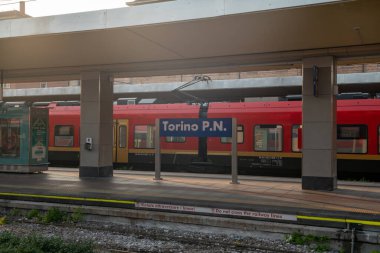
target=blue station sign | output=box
[160,118,232,137]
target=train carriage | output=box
[48,102,80,166]
[113,103,200,170]
[47,99,380,179]
[335,99,380,178]
[207,101,302,176]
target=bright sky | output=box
[0,0,128,17]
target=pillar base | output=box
[79,166,113,177]
[302,176,336,191]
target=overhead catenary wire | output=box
[172,75,211,103]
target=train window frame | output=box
[119,125,127,148]
[165,136,186,143]
[291,125,302,152]
[220,125,244,144]
[134,125,155,149]
[337,124,367,154]
[54,125,74,147]
[254,124,283,152]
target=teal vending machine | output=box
[0,102,48,173]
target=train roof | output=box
[335,99,380,113]
[209,99,380,112]
[113,103,200,113]
[47,99,380,116]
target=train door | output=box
[113,119,129,163]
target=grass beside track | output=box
[0,231,94,253]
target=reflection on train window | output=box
[254,125,283,152]
[221,125,244,144]
[0,119,21,158]
[119,125,127,148]
[337,125,367,154]
[134,125,155,148]
[54,125,74,147]
[292,125,302,152]
[165,136,186,143]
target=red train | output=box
[48,99,380,179]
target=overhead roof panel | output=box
[0,0,379,81]
[131,1,380,59]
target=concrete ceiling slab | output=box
[0,0,379,81]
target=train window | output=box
[254,125,283,152]
[165,136,186,143]
[292,125,302,152]
[0,119,21,158]
[337,125,367,154]
[54,125,74,147]
[134,125,155,148]
[221,125,244,144]
[379,126,380,154]
[119,125,127,148]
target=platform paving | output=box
[0,168,380,228]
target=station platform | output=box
[0,168,380,230]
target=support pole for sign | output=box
[231,118,239,184]
[154,118,162,180]
[0,70,3,101]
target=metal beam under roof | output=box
[3,72,380,102]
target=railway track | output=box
[101,233,307,253]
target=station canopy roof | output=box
[0,0,380,82]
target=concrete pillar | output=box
[302,57,337,191]
[20,1,25,15]
[79,72,113,177]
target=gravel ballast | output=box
[0,218,340,253]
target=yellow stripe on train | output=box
[48,147,380,160]
[49,147,80,152]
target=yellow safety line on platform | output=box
[48,147,80,152]
[297,215,380,226]
[345,219,380,226]
[0,192,135,205]
[2,192,379,226]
